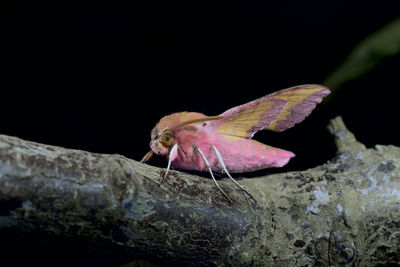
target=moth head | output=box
[140,113,224,163]
[149,127,175,157]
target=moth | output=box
[141,84,330,203]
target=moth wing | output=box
[208,84,330,138]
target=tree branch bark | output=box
[0,116,399,266]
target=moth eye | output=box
[160,131,174,147]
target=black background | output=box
[1,1,400,265]
[2,2,400,171]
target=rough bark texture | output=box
[0,116,399,266]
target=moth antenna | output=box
[212,146,257,203]
[162,143,178,183]
[195,146,233,203]
[169,116,224,131]
[140,150,154,163]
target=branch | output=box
[0,116,399,266]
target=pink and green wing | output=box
[198,84,329,172]
[209,84,330,138]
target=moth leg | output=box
[195,146,233,203]
[162,143,178,183]
[211,145,257,203]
